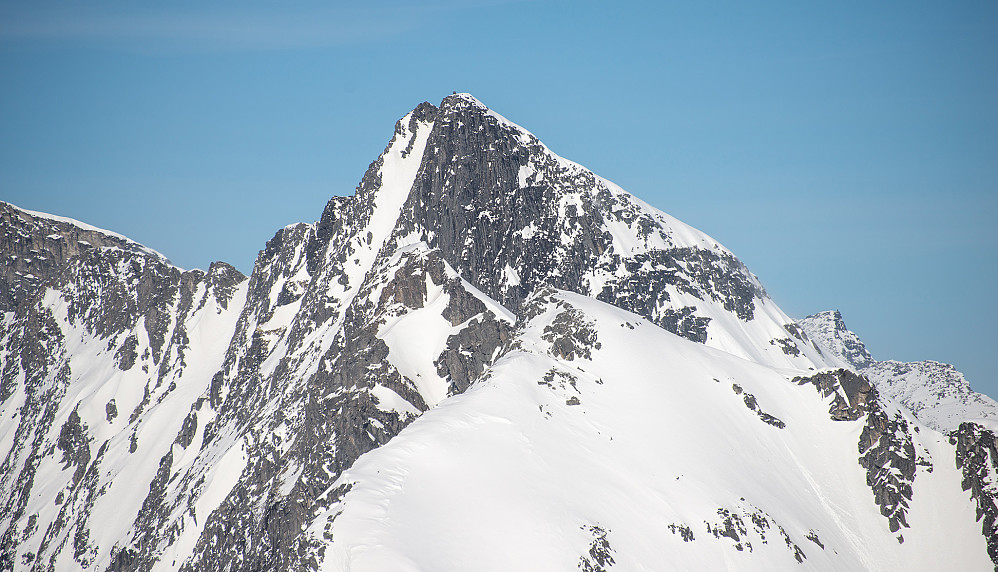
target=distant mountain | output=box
[799,310,998,433]
[2,94,996,571]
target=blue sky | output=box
[2,1,996,397]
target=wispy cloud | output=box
[0,3,429,52]
[0,0,534,52]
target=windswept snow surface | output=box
[313,292,988,572]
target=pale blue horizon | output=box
[2,0,996,397]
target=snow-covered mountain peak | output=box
[4,94,997,571]
[370,94,830,371]
[423,94,734,257]
[442,91,486,109]
[798,309,874,370]
[439,92,512,122]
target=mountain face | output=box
[1,94,996,571]
[799,310,998,434]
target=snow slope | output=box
[314,291,988,571]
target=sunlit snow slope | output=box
[313,291,989,571]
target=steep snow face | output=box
[0,242,246,570]
[139,109,449,572]
[375,243,516,409]
[799,310,998,433]
[312,291,988,572]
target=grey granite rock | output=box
[952,422,998,569]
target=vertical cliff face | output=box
[0,204,171,313]
[0,94,992,571]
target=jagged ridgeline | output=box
[1,94,996,571]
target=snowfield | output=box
[312,291,989,571]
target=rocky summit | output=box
[2,94,996,571]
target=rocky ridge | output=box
[798,310,998,434]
